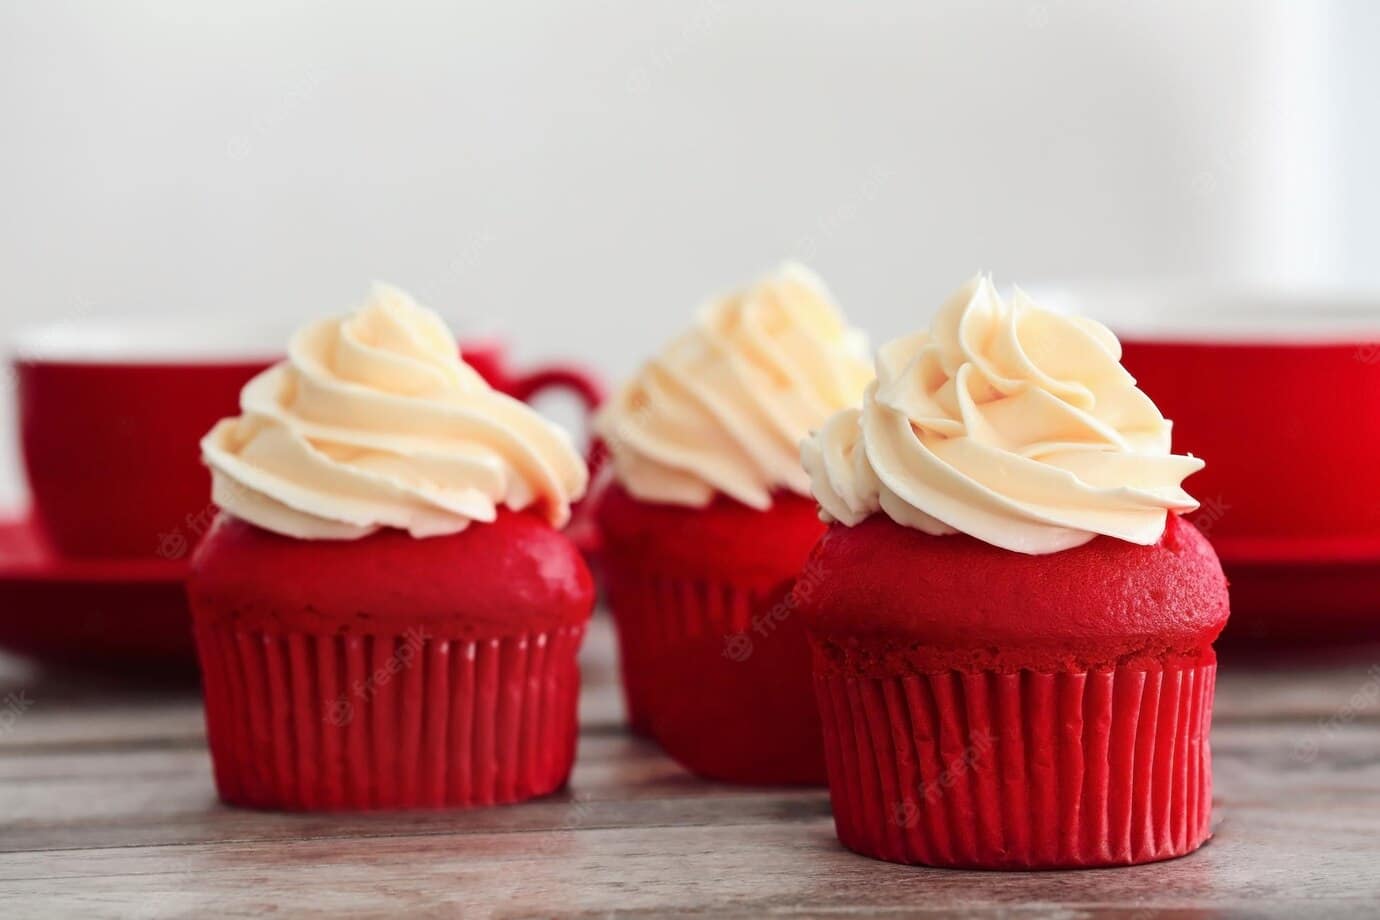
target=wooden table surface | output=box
[1,614,1378,919]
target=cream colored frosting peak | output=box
[801,275,1203,554]
[202,283,588,539]
[594,263,873,510]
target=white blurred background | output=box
[1,0,1377,510]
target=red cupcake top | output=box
[596,481,825,583]
[802,513,1229,673]
[191,509,592,637]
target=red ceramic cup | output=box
[1040,284,1380,640]
[461,341,605,421]
[14,325,603,561]
[15,321,281,560]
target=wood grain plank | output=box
[0,722,1376,857]
[0,801,1376,918]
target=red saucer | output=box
[1196,528,1380,644]
[0,516,197,673]
[1219,557,1380,644]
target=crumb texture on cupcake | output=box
[803,513,1230,673]
[191,508,593,636]
[802,275,1203,554]
[201,283,587,540]
[595,263,873,510]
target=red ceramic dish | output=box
[14,320,285,559]
[19,357,274,560]
[0,516,195,674]
[1216,558,1380,644]
[1043,285,1380,642]
[1120,338,1380,563]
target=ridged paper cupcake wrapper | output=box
[815,661,1216,869]
[603,564,827,784]
[603,566,768,734]
[196,622,586,811]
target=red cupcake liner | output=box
[814,659,1217,868]
[603,565,827,784]
[196,622,585,810]
[604,566,762,731]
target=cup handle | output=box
[507,364,606,435]
[510,365,609,557]
[513,364,604,413]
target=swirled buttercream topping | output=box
[202,283,588,539]
[594,263,872,509]
[801,275,1203,554]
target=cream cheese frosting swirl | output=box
[202,283,588,540]
[801,275,1203,554]
[594,263,873,510]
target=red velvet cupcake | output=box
[799,275,1228,867]
[594,264,872,784]
[192,284,592,810]
[597,483,826,783]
